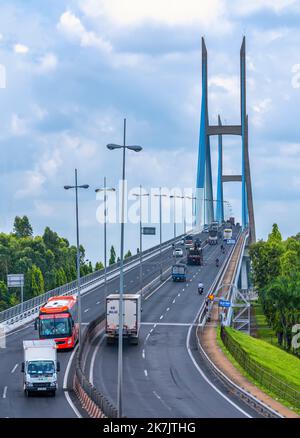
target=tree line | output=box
[249,224,300,352]
[0,216,133,311]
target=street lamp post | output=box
[107,118,142,418]
[154,188,167,280]
[64,169,89,347]
[133,185,149,295]
[95,178,116,297]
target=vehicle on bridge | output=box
[229,217,235,226]
[35,295,78,350]
[173,247,183,257]
[21,340,60,397]
[172,263,187,281]
[187,247,203,265]
[208,228,218,245]
[184,234,194,248]
[106,294,141,345]
[223,228,233,240]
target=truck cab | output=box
[22,340,59,397]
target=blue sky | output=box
[1,0,300,262]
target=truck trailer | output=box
[21,340,60,397]
[187,247,203,265]
[106,294,141,345]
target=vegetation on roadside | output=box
[252,301,277,344]
[249,224,300,353]
[216,327,300,414]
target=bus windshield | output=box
[27,360,55,377]
[39,316,72,338]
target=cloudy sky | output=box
[1,0,300,262]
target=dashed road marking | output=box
[172,299,176,304]
[11,364,18,374]
[144,369,148,377]
[142,349,145,359]
[160,315,164,320]
[2,386,7,399]
[146,333,150,341]
[96,301,100,304]
[84,308,89,313]
[166,307,170,312]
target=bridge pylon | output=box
[195,37,256,243]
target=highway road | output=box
[89,230,261,418]
[0,232,204,418]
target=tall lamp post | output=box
[154,188,167,280]
[107,118,142,418]
[64,169,89,347]
[133,185,149,295]
[95,177,116,297]
[170,194,184,239]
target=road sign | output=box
[208,293,214,301]
[226,238,236,245]
[219,299,231,308]
[142,227,156,235]
[7,274,24,288]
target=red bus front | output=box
[37,312,78,350]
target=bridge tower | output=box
[196,37,256,243]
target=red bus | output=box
[35,296,79,350]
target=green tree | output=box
[28,264,44,297]
[95,261,104,271]
[109,245,116,265]
[0,281,8,311]
[124,250,132,259]
[13,216,33,238]
[268,223,282,244]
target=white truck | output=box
[21,340,60,396]
[106,294,141,345]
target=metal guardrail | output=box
[220,325,300,410]
[73,260,174,417]
[0,232,186,326]
[195,231,283,418]
[74,313,118,418]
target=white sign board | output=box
[7,274,24,288]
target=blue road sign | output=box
[142,227,156,235]
[219,299,231,308]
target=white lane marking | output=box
[166,307,170,312]
[2,386,7,398]
[150,328,154,333]
[186,284,189,287]
[84,308,90,313]
[172,299,176,304]
[182,288,185,291]
[178,293,181,297]
[63,344,82,418]
[11,364,18,374]
[154,324,157,328]
[142,322,192,326]
[144,369,148,377]
[186,324,252,418]
[142,349,145,359]
[144,275,171,301]
[96,301,100,305]
[153,390,161,400]
[146,333,150,342]
[90,331,105,385]
[160,315,164,320]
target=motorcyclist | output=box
[198,282,204,295]
[215,258,220,268]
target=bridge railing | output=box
[0,232,187,326]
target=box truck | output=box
[21,340,60,396]
[106,294,141,345]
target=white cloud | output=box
[57,10,112,52]
[34,200,55,217]
[233,0,296,15]
[11,113,28,135]
[14,43,29,54]
[79,0,229,29]
[16,171,46,199]
[208,75,239,96]
[37,53,58,73]
[252,98,272,113]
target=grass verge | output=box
[216,326,300,415]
